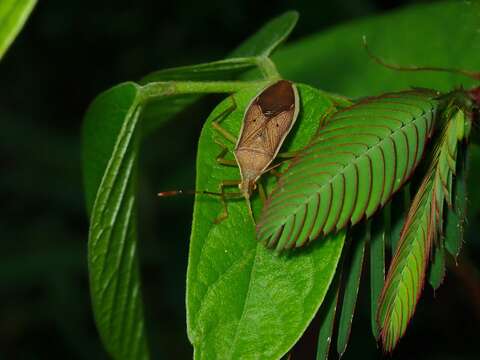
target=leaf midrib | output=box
[228,246,259,359]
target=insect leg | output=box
[257,181,267,203]
[211,96,238,143]
[276,150,302,159]
[214,139,237,167]
[263,153,298,175]
[268,168,282,179]
[214,179,242,224]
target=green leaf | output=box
[142,10,299,85]
[390,186,410,254]
[336,227,367,357]
[139,9,300,135]
[370,215,386,340]
[230,11,298,58]
[187,84,345,359]
[274,2,480,96]
[83,9,302,353]
[377,111,461,352]
[140,57,259,84]
[428,243,446,290]
[316,269,342,360]
[0,0,36,60]
[83,79,263,360]
[445,147,468,258]
[83,82,149,359]
[257,90,438,251]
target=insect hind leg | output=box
[213,179,243,224]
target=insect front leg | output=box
[214,139,237,167]
[211,96,238,143]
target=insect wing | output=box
[235,80,299,177]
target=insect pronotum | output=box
[159,80,300,223]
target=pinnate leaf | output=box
[257,90,438,251]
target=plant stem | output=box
[256,56,281,80]
[140,80,269,102]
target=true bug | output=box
[159,79,300,223]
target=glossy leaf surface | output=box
[187,84,346,359]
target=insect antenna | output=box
[158,189,224,197]
[362,36,480,81]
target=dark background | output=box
[1,0,479,359]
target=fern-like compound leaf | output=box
[256,90,438,251]
[376,109,465,352]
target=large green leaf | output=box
[275,1,480,96]
[0,0,36,60]
[83,82,149,359]
[257,90,438,251]
[82,11,303,359]
[83,81,263,359]
[187,84,345,359]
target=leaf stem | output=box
[140,80,269,103]
[255,56,281,80]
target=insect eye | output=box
[276,124,279,127]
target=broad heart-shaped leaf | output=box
[83,82,149,359]
[377,110,463,352]
[274,1,480,97]
[0,0,36,60]
[187,84,346,360]
[257,90,438,251]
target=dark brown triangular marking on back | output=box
[257,80,295,117]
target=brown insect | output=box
[211,79,300,221]
[159,79,300,223]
